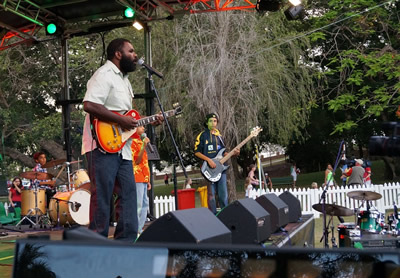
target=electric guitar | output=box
[93,103,182,153]
[201,127,262,182]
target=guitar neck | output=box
[137,110,173,126]
[220,134,255,164]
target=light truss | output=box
[0,0,257,51]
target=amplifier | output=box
[344,233,400,249]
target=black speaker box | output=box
[217,198,271,244]
[278,191,302,223]
[137,207,232,244]
[256,193,289,232]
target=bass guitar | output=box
[93,103,182,153]
[201,127,262,182]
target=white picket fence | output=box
[153,183,400,218]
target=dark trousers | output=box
[86,149,138,241]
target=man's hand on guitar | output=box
[119,116,139,130]
[151,111,164,126]
[233,148,240,156]
[207,159,217,169]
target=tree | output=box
[306,0,400,178]
[148,11,315,200]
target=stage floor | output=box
[0,215,314,277]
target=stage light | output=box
[45,22,63,36]
[46,23,57,34]
[289,0,301,6]
[132,21,143,30]
[284,4,304,20]
[124,7,135,18]
[256,0,283,12]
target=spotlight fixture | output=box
[132,21,143,30]
[45,21,63,36]
[256,0,283,12]
[288,0,301,6]
[284,4,304,20]
[124,7,135,18]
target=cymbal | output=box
[312,203,354,216]
[347,191,382,201]
[20,171,54,180]
[39,181,55,186]
[43,159,67,168]
[68,160,83,165]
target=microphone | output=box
[138,58,164,79]
[71,202,81,212]
[141,133,154,153]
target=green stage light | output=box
[46,23,57,34]
[124,7,135,18]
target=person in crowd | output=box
[183,178,192,189]
[81,38,141,241]
[343,159,365,186]
[323,163,335,188]
[290,162,300,188]
[194,113,240,214]
[340,161,348,186]
[131,126,151,234]
[248,164,263,189]
[311,182,318,189]
[264,172,273,190]
[364,164,372,187]
[164,173,169,186]
[8,177,23,213]
[244,177,252,198]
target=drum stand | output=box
[16,186,49,228]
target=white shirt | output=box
[81,60,134,160]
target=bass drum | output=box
[21,189,46,215]
[49,189,90,226]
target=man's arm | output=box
[84,101,138,130]
[195,152,216,168]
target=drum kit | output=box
[313,190,397,248]
[16,159,90,228]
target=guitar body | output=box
[93,110,140,153]
[93,105,182,153]
[201,148,230,182]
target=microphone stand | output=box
[146,73,188,210]
[318,140,345,248]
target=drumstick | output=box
[55,164,66,181]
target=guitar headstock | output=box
[250,126,262,137]
[173,103,183,117]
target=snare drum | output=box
[49,189,90,226]
[71,169,91,191]
[21,189,46,215]
[358,210,384,233]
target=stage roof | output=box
[0,0,257,51]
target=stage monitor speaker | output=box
[278,191,302,223]
[217,198,271,244]
[256,193,289,232]
[137,207,232,244]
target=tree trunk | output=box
[4,147,35,168]
[226,164,237,203]
[39,140,70,160]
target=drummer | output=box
[31,152,56,207]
